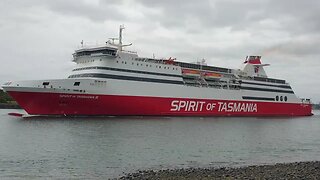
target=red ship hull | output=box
[7,91,313,116]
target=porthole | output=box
[276,96,279,101]
[280,96,283,101]
[284,96,288,101]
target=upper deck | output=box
[70,26,286,86]
[73,45,118,61]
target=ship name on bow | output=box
[170,100,258,113]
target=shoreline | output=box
[119,161,320,179]
[0,103,21,109]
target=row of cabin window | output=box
[44,81,82,87]
[75,49,116,57]
[78,59,103,64]
[43,81,105,89]
[276,95,287,102]
[42,81,86,92]
[73,81,107,87]
[116,60,179,71]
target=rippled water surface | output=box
[0,109,319,179]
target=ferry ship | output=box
[2,26,312,116]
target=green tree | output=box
[0,90,13,103]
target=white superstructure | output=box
[2,26,312,116]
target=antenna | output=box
[119,25,125,51]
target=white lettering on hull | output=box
[59,94,99,99]
[170,100,205,112]
[171,100,258,113]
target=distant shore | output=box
[119,161,320,179]
[0,103,21,109]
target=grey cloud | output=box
[260,34,320,57]
[45,0,126,22]
[136,0,320,36]
[135,0,264,30]
[1,0,127,22]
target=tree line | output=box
[0,90,14,103]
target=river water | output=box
[0,109,319,179]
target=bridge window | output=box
[74,49,117,57]
[42,82,49,86]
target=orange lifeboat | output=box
[203,72,222,79]
[182,69,201,77]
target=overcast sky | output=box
[1,0,320,102]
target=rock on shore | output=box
[120,161,320,179]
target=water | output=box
[0,109,320,179]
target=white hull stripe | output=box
[241,81,291,89]
[240,86,294,94]
[70,72,295,94]
[69,73,184,85]
[72,66,182,78]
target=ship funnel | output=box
[244,56,262,64]
[242,56,270,78]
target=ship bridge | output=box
[72,45,118,62]
[73,25,136,62]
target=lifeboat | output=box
[203,72,222,79]
[182,69,201,77]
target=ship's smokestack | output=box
[244,56,262,65]
[242,56,269,77]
